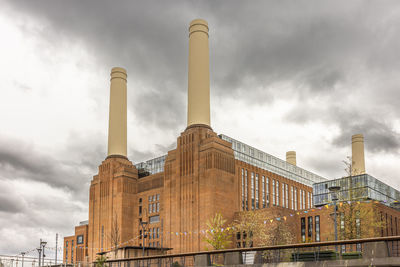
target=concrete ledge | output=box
[194,254,211,266]
[224,252,243,265]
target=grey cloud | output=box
[0,134,101,201]
[332,117,400,154]
[7,0,399,123]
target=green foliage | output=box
[203,213,232,250]
[95,255,108,267]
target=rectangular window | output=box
[149,203,152,214]
[276,181,280,206]
[251,172,255,210]
[156,194,160,201]
[282,183,285,208]
[77,235,84,244]
[149,196,152,202]
[255,174,259,209]
[149,215,160,224]
[266,178,270,207]
[308,216,313,239]
[272,180,276,206]
[152,203,156,213]
[315,216,320,242]
[291,186,294,210]
[294,187,298,210]
[139,206,142,216]
[301,217,306,242]
[245,170,248,210]
[157,202,160,212]
[157,227,160,238]
[262,176,265,208]
[241,169,245,210]
[285,184,289,209]
[303,190,306,209]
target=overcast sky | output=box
[1,0,400,259]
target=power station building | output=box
[63,19,400,264]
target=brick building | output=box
[63,18,400,264]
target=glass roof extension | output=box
[134,134,328,186]
[218,134,327,187]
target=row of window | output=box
[300,216,320,242]
[140,227,160,239]
[241,168,312,211]
[149,194,160,202]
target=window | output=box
[157,227,160,238]
[291,186,294,210]
[315,216,320,242]
[153,195,156,202]
[139,206,142,216]
[245,170,248,210]
[157,202,160,212]
[156,194,160,201]
[241,169,245,210]
[285,184,289,209]
[152,203,156,213]
[251,172,255,210]
[301,217,306,242]
[276,181,279,206]
[272,180,275,205]
[255,174,259,209]
[139,198,142,204]
[77,235,84,244]
[282,183,285,208]
[262,176,266,208]
[236,232,241,240]
[149,196,152,202]
[149,215,160,224]
[266,178,270,207]
[149,204,152,214]
[308,217,313,239]
[294,187,298,210]
[303,190,306,209]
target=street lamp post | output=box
[37,248,42,267]
[139,220,148,257]
[329,185,341,253]
[21,252,25,267]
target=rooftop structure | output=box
[313,174,400,206]
[219,134,327,186]
[134,134,327,187]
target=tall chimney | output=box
[351,134,365,175]
[107,67,127,157]
[187,19,211,127]
[286,151,296,166]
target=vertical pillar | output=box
[187,19,211,127]
[107,67,127,157]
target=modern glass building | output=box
[313,174,400,206]
[219,134,327,186]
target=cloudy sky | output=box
[1,0,400,259]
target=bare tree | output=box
[109,213,121,258]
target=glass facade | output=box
[135,155,167,176]
[219,134,327,186]
[313,174,400,206]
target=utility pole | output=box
[55,233,58,265]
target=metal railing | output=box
[92,236,400,267]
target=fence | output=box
[92,236,400,267]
